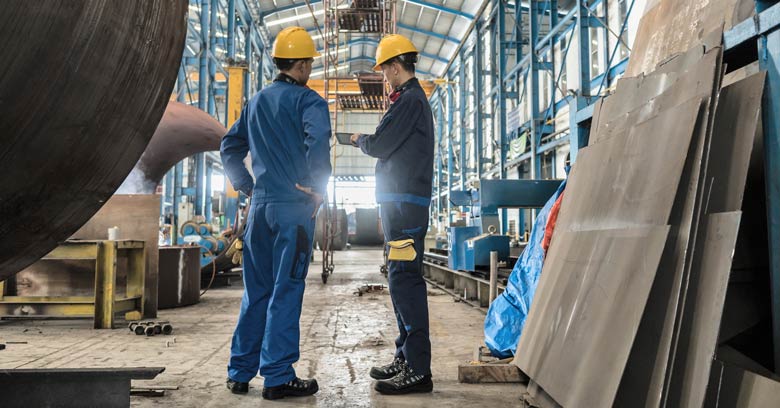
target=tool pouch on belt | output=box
[387,238,417,261]
[290,225,311,280]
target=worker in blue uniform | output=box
[350,34,435,395]
[220,26,331,401]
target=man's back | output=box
[221,78,332,203]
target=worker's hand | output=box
[350,133,361,147]
[295,184,323,218]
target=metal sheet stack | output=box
[512,0,778,405]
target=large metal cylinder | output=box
[352,207,384,246]
[0,1,188,280]
[116,101,225,194]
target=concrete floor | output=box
[0,248,524,407]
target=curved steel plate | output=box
[0,1,188,280]
[117,101,226,194]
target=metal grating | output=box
[337,94,364,109]
[352,0,381,10]
[338,10,382,32]
[357,73,384,96]
[333,73,386,110]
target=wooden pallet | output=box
[458,346,529,384]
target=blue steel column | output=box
[529,1,542,179]
[759,28,780,373]
[172,67,188,241]
[164,170,174,221]
[473,23,483,180]
[195,0,210,217]
[208,0,218,116]
[195,155,206,216]
[227,0,236,58]
[199,0,209,111]
[174,162,184,242]
[568,0,592,162]
[259,51,265,91]
[204,0,218,220]
[436,93,444,230]
[257,35,265,92]
[459,54,467,190]
[514,0,523,62]
[447,83,455,226]
[245,26,253,99]
[497,2,507,180]
[497,1,509,234]
[206,160,213,221]
[514,1,527,229]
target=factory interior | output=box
[2,0,780,407]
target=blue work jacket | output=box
[357,78,434,206]
[221,74,332,203]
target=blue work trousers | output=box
[380,201,432,376]
[228,201,315,387]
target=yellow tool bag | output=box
[387,238,417,261]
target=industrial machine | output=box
[447,179,561,272]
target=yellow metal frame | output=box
[0,240,146,329]
[225,64,247,199]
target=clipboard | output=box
[335,132,356,145]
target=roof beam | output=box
[402,0,474,19]
[261,0,323,18]
[397,22,460,44]
[314,56,433,75]
[338,56,433,75]
[317,38,449,63]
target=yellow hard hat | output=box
[374,34,418,70]
[272,27,321,59]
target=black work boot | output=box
[370,357,406,380]
[262,377,319,400]
[226,377,249,394]
[374,364,433,395]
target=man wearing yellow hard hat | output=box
[350,33,435,395]
[221,26,331,400]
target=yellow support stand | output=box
[0,240,146,329]
[225,64,247,199]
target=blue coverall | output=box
[357,77,435,376]
[221,74,332,387]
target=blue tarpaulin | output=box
[484,180,567,358]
